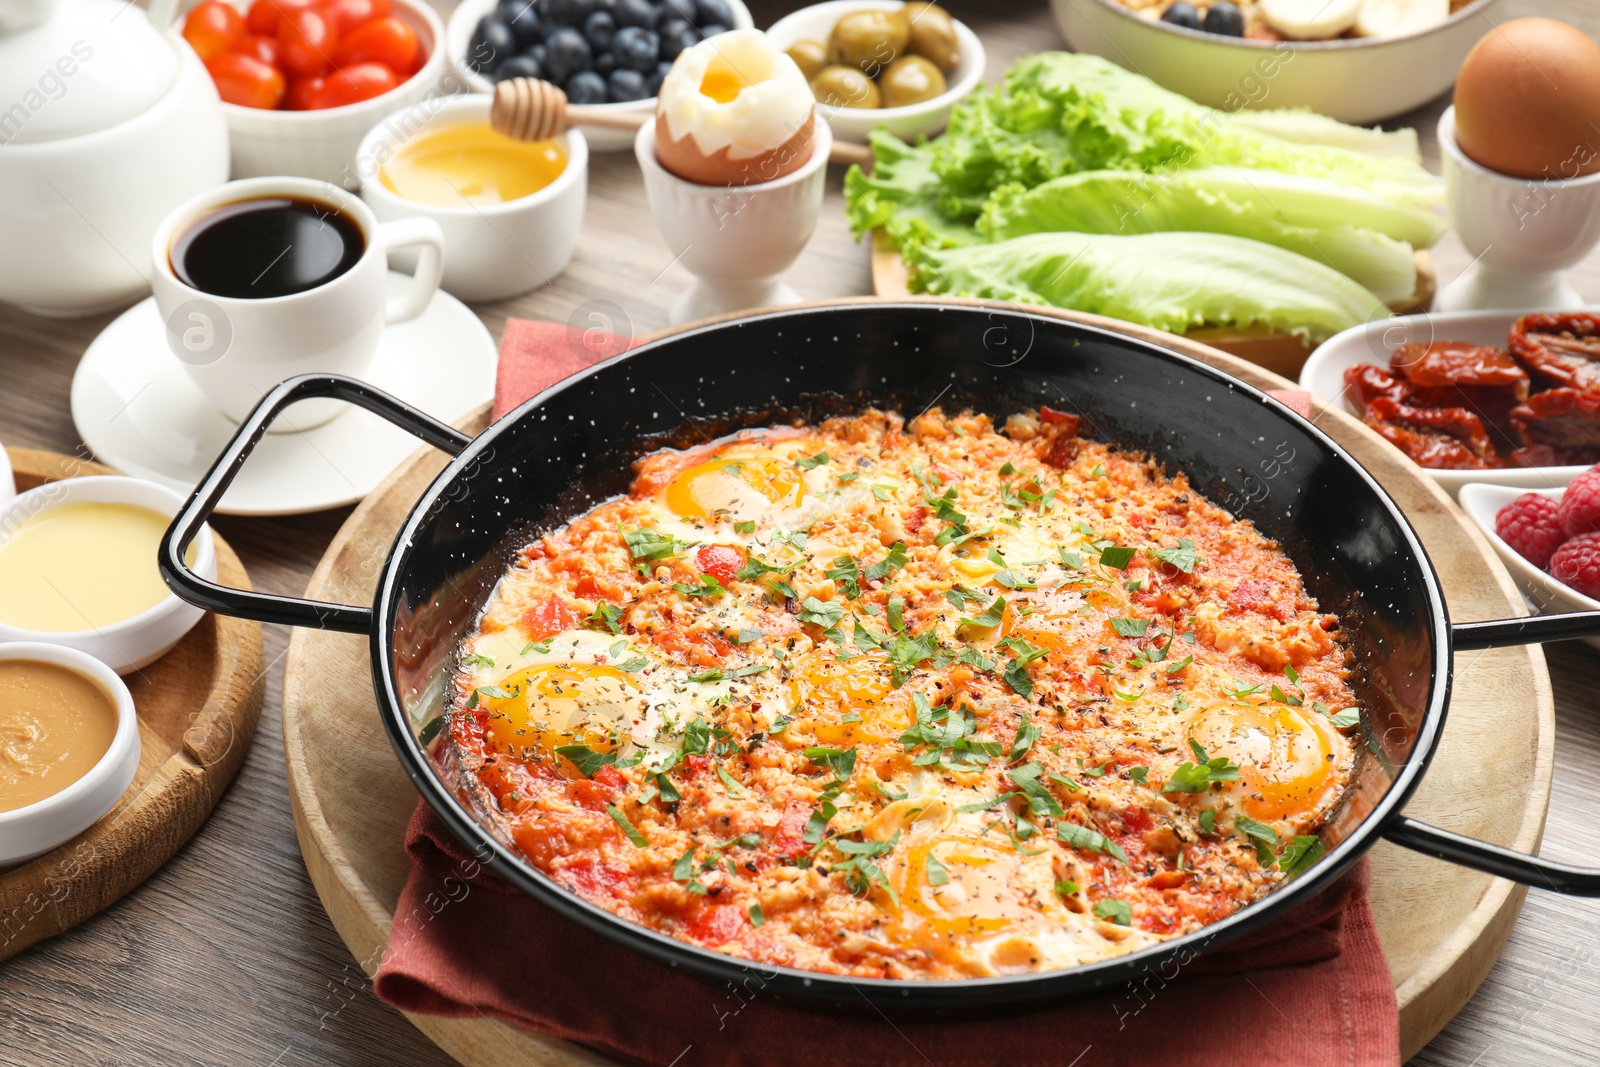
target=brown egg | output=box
[1453,18,1600,181]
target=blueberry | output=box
[659,24,698,61]
[646,59,672,93]
[493,54,543,81]
[584,9,616,49]
[565,69,608,103]
[607,67,650,101]
[613,0,656,27]
[1160,2,1201,28]
[593,50,616,75]
[693,0,731,29]
[495,0,542,47]
[542,26,593,82]
[611,25,659,70]
[657,15,691,39]
[545,0,592,25]
[468,16,517,73]
[695,21,726,36]
[1203,1,1244,36]
[525,42,547,64]
[658,0,696,26]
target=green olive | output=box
[785,39,829,81]
[809,64,883,109]
[827,9,909,75]
[899,2,961,72]
[879,54,947,107]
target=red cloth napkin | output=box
[374,320,1389,1066]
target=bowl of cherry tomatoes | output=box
[180,0,449,184]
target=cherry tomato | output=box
[335,15,418,72]
[284,74,325,109]
[234,33,280,66]
[204,52,286,109]
[695,544,743,585]
[182,0,246,60]
[309,61,399,107]
[244,0,313,36]
[319,0,390,35]
[277,7,338,77]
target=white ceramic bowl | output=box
[0,445,13,506]
[1300,307,1592,499]
[0,476,216,674]
[0,642,140,866]
[445,0,754,152]
[765,0,983,145]
[1053,0,1502,126]
[218,0,451,185]
[1457,481,1600,651]
[356,94,587,302]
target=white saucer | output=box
[71,273,495,516]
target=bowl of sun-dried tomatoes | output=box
[1301,308,1600,498]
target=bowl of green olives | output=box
[765,0,985,144]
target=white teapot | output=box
[0,0,228,316]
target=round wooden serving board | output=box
[283,306,1551,1065]
[869,230,1439,381]
[0,448,265,962]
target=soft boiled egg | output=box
[655,29,817,187]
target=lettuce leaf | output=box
[908,232,1387,342]
[976,168,1425,303]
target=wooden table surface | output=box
[4,0,1599,1063]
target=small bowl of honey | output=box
[0,642,140,866]
[0,477,216,675]
[356,94,587,303]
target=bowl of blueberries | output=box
[1052,0,1501,125]
[447,0,753,150]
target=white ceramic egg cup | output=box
[1437,106,1600,312]
[635,115,832,326]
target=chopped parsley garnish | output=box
[1198,808,1217,835]
[1009,713,1039,761]
[672,845,708,894]
[1165,655,1194,674]
[733,627,764,645]
[417,716,445,745]
[734,554,798,582]
[1098,544,1136,570]
[944,585,988,612]
[1057,547,1085,570]
[587,602,623,634]
[797,597,844,628]
[1000,461,1017,476]
[803,790,840,844]
[888,629,940,686]
[886,595,907,633]
[555,744,616,777]
[925,851,950,886]
[1126,766,1149,785]
[1222,680,1265,700]
[825,556,861,598]
[1269,684,1302,707]
[716,764,748,797]
[1057,822,1128,864]
[770,714,793,735]
[673,575,725,598]
[623,526,694,562]
[734,520,756,535]
[520,637,554,655]
[1000,481,1027,509]
[1091,463,1108,478]
[1234,813,1279,867]
[1150,538,1199,574]
[872,484,895,502]
[1007,761,1064,818]
[1279,835,1326,876]
[899,693,1000,771]
[804,746,857,783]
[464,685,513,709]
[1318,702,1360,728]
[955,795,1009,813]
[795,451,829,470]
[863,541,909,583]
[960,594,1007,631]
[748,904,766,927]
[1093,898,1132,926]
[614,656,648,672]
[1054,879,1080,899]
[683,717,712,755]
[1163,739,1242,794]
[986,548,1037,590]
[1110,617,1149,638]
[827,832,901,903]
[997,636,1047,698]
[606,804,648,848]
[463,653,495,668]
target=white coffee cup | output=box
[151,176,445,430]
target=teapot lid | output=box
[0,0,181,144]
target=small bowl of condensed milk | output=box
[0,477,216,675]
[0,643,139,866]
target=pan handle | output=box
[159,374,473,634]
[1453,612,1600,649]
[1382,817,1600,896]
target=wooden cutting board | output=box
[870,231,1438,381]
[282,303,1550,1065]
[0,448,265,962]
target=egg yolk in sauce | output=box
[482,663,637,761]
[380,122,568,207]
[0,659,118,813]
[0,502,193,633]
[663,453,806,521]
[1188,702,1339,823]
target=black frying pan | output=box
[160,302,1600,1006]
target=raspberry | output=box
[1550,532,1600,599]
[1558,467,1600,538]
[1496,492,1565,569]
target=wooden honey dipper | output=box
[489,77,876,169]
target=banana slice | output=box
[1259,0,1361,39]
[1354,0,1449,38]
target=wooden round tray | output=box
[0,448,265,962]
[869,230,1438,381]
[283,310,1551,1064]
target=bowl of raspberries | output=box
[446,0,752,150]
[1462,472,1600,645]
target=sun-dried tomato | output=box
[1509,313,1600,392]
[1362,397,1502,470]
[1509,388,1600,452]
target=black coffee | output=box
[171,197,364,299]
